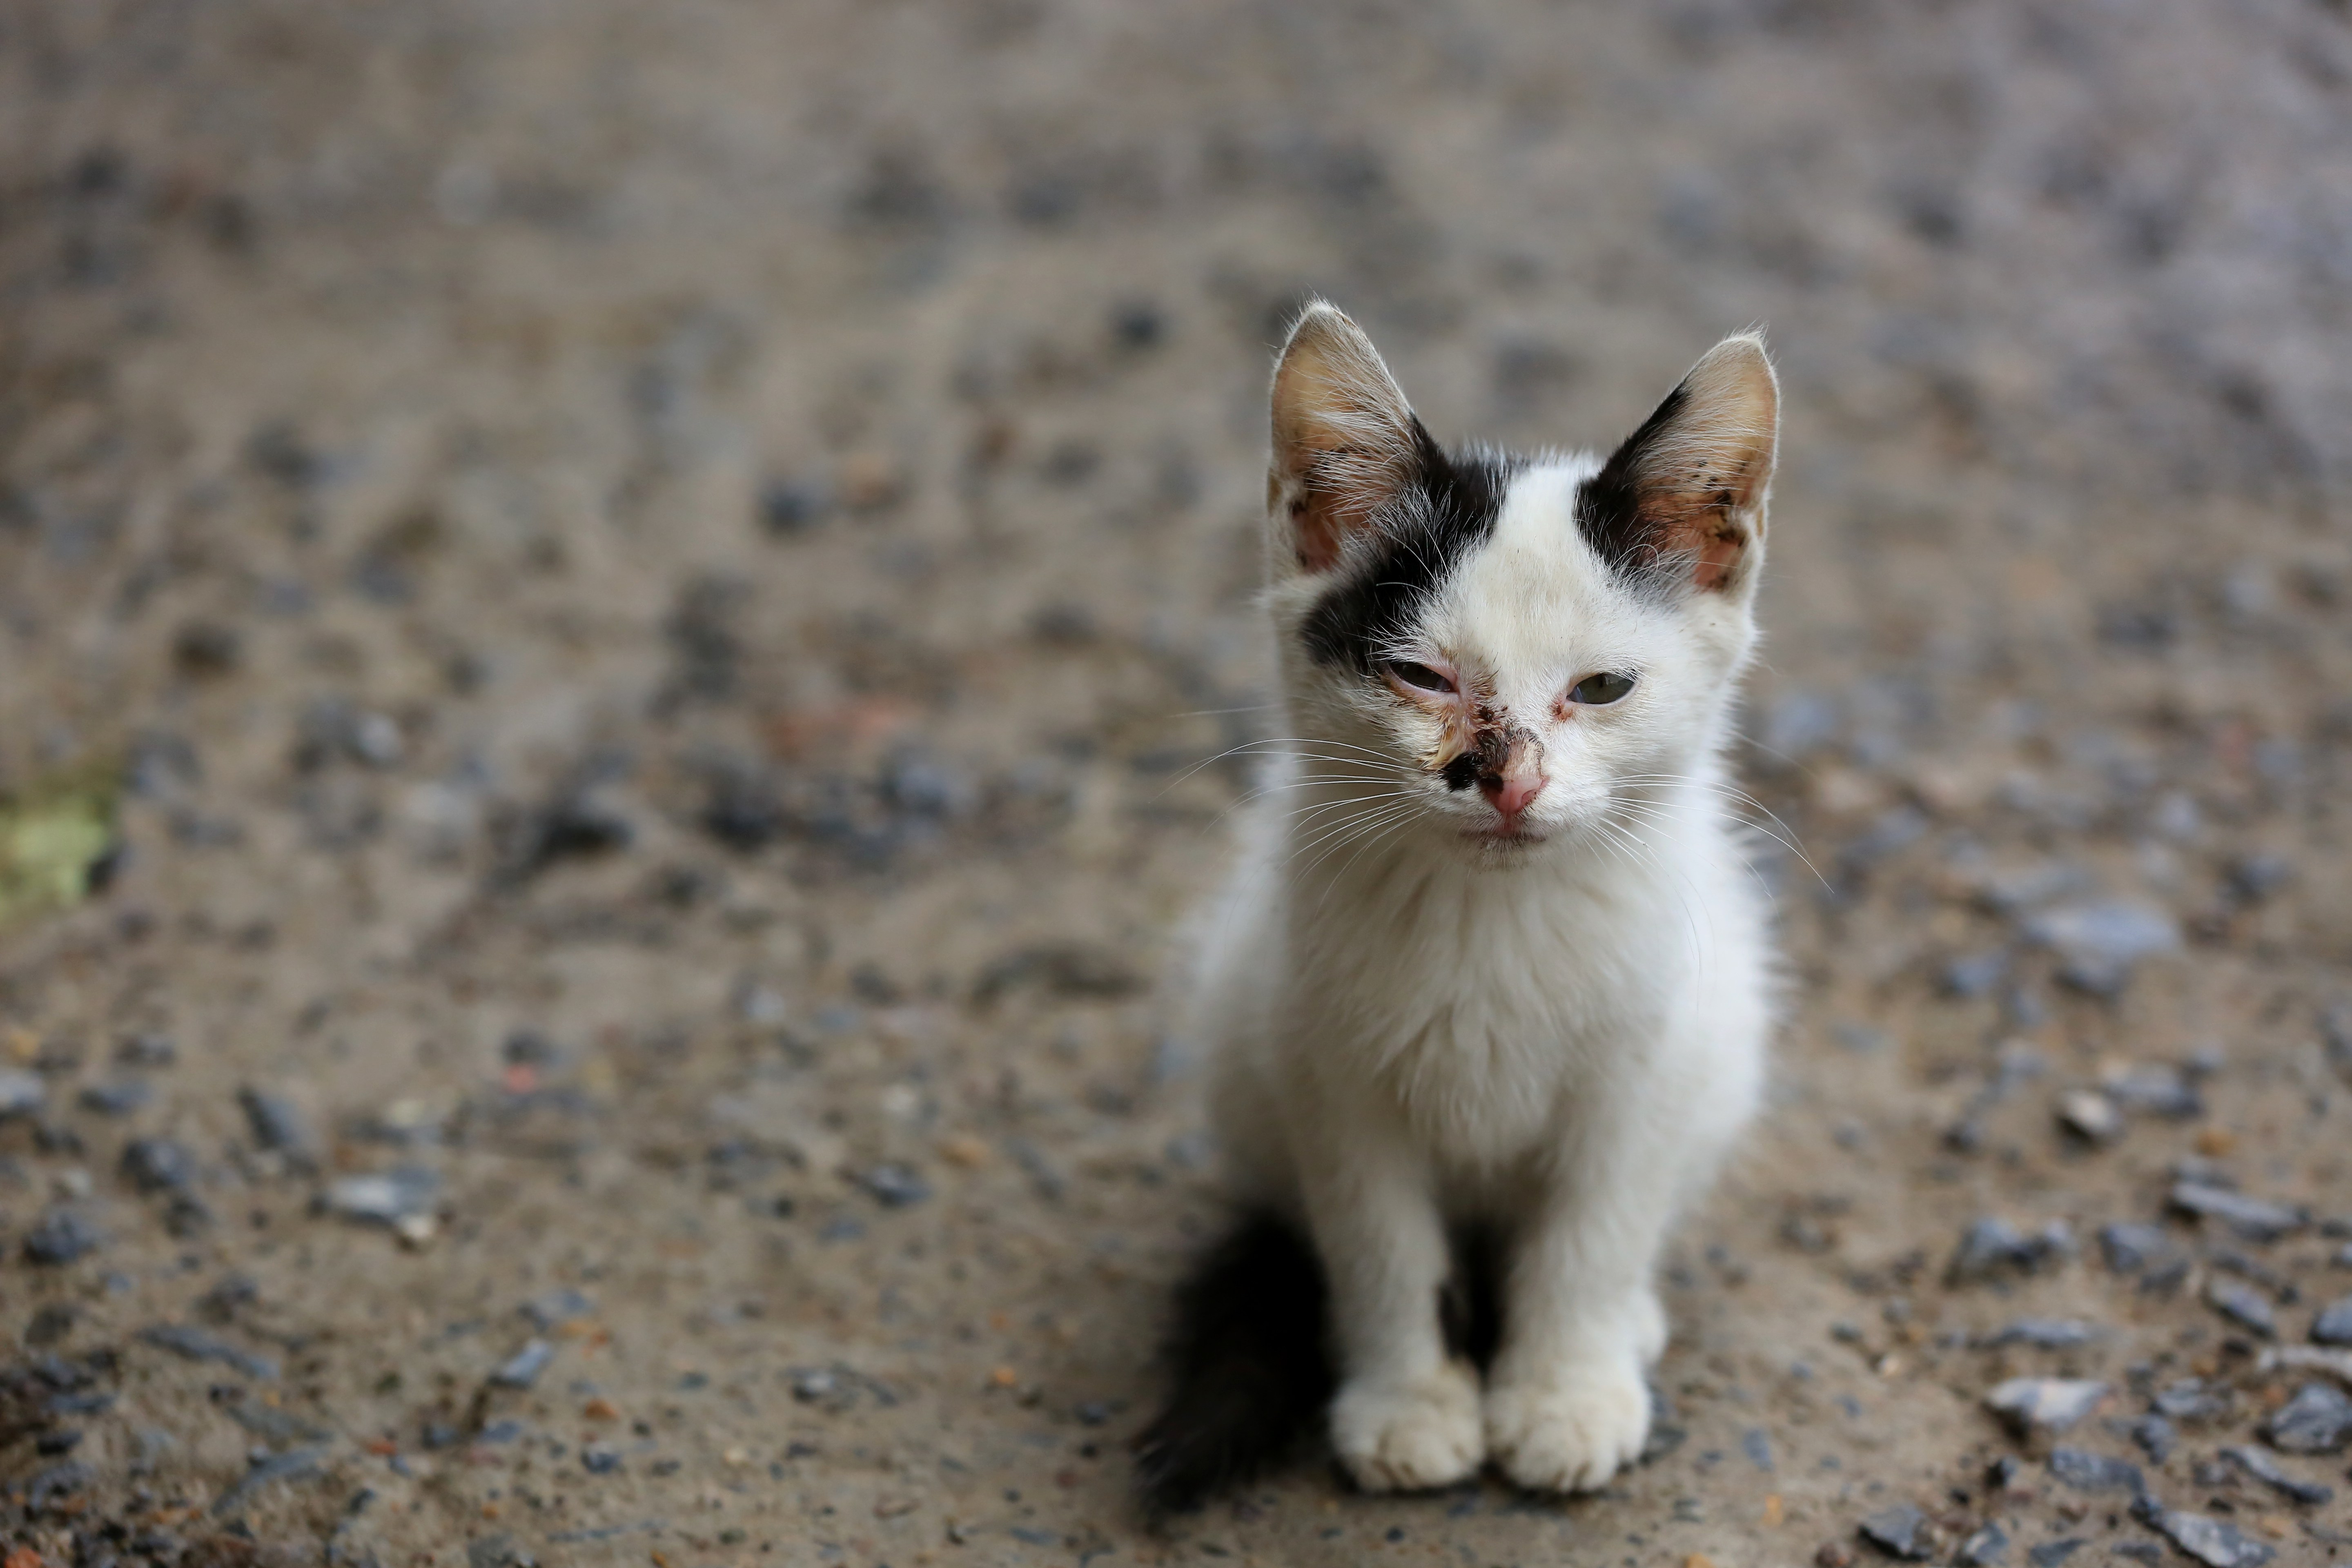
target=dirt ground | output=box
[4,2,2352,1564]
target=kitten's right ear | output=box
[1268,303,1420,575]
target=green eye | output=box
[1569,671,1636,705]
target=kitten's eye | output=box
[1384,661,1456,695]
[1568,671,1636,706]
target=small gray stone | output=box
[0,1067,47,1117]
[2264,1380,2352,1453]
[2105,1065,2202,1120]
[23,1207,105,1265]
[1947,1216,2069,1285]
[1980,1319,2101,1350]
[581,1443,621,1474]
[1858,1502,1935,1560]
[2131,1495,2276,1568]
[2027,1542,2084,1568]
[857,1163,930,1207]
[140,1323,278,1380]
[1985,1378,2107,1437]
[491,1339,554,1389]
[2130,1414,2174,1462]
[1956,1522,2008,1566]
[2055,1089,2120,1143]
[121,1137,197,1194]
[2152,1379,2230,1422]
[2221,1444,2333,1505]
[2205,1276,2277,1337]
[2046,1446,2143,1493]
[324,1165,439,1224]
[211,1442,327,1519]
[2311,1294,2352,1346]
[238,1086,315,1159]
[2170,1182,2306,1243]
[2100,1223,2172,1273]
[78,1080,151,1116]
[2022,901,2178,994]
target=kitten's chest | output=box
[1307,880,1663,1161]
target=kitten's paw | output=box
[1630,1291,1669,1366]
[1330,1363,1484,1492]
[1483,1353,1651,1493]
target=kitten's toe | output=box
[1330,1362,1484,1492]
[1484,1354,1651,1493]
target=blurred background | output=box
[3,2,2350,1564]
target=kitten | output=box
[1137,303,1778,1511]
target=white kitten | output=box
[1138,303,1778,1511]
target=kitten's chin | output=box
[1456,824,1555,863]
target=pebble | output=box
[492,1339,554,1389]
[210,1442,327,1519]
[2045,1446,2143,1493]
[116,1032,177,1068]
[1856,1502,1934,1560]
[78,1080,151,1116]
[2054,1090,2120,1143]
[2221,1443,2333,1504]
[2100,1223,2173,1273]
[1981,1319,2100,1349]
[2026,1543,2083,1567]
[238,1086,315,1160]
[0,1067,48,1117]
[139,1323,279,1380]
[857,1162,930,1207]
[121,1136,197,1193]
[1954,1522,2007,1566]
[2021,901,2179,994]
[2169,1181,2306,1242]
[2129,1496,2276,1568]
[23,1206,105,1265]
[324,1165,439,1224]
[580,1443,622,1474]
[1984,1378,2107,1437]
[2204,1277,2277,1337]
[1947,1216,2070,1285]
[2263,1380,2352,1452]
[2103,1065,2202,1120]
[2310,1294,2352,1346]
[2152,1379,2230,1421]
[2130,1414,2174,1462]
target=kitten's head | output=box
[1262,302,1778,864]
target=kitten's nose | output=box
[1480,764,1545,823]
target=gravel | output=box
[2020,901,2179,994]
[2168,1182,2306,1243]
[138,1323,279,1381]
[323,1165,440,1225]
[22,1207,105,1265]
[2263,1380,2352,1453]
[1857,1503,1934,1560]
[2310,1294,2352,1346]
[2129,1496,2276,1568]
[2044,1446,2142,1494]
[491,1339,555,1389]
[120,1136,196,1193]
[1946,1217,2070,1285]
[2221,1444,2333,1505]
[238,1086,315,1161]
[2204,1277,2278,1337]
[1984,1378,2107,1437]
[0,1067,47,1117]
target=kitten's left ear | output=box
[1579,333,1779,595]
[1267,302,1422,575]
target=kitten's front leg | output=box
[1482,1137,1676,1493]
[1298,1127,1482,1492]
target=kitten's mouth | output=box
[1466,822,1548,847]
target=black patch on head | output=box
[1440,752,1481,792]
[1575,378,1689,581]
[1299,420,1523,673]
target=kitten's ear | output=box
[1579,333,1779,595]
[1268,302,1421,575]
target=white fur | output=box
[1187,323,1776,1494]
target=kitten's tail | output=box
[1134,1211,1331,1519]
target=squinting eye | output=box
[1385,661,1456,695]
[1569,671,1636,705]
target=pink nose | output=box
[1481,772,1545,822]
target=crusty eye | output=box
[1384,660,1456,695]
[1568,671,1636,705]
